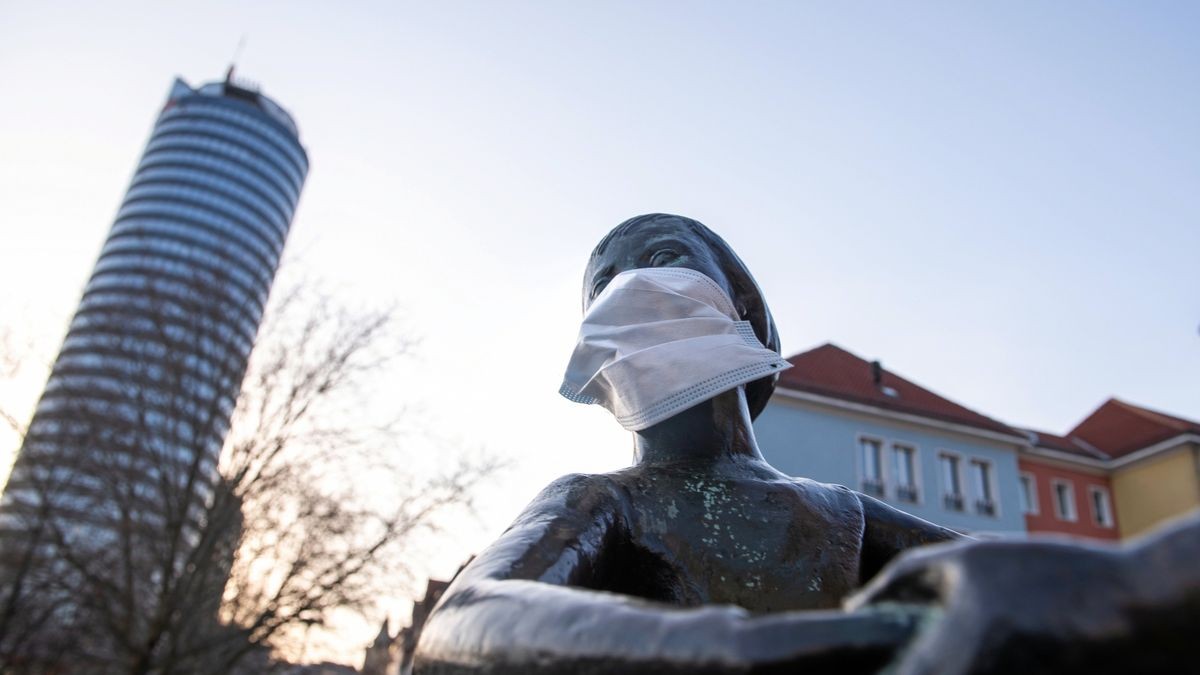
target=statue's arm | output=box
[413,472,744,673]
[415,474,918,674]
[847,512,1200,674]
[857,492,966,585]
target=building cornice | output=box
[1020,446,1110,473]
[772,389,1199,474]
[1107,433,1200,470]
[772,387,1029,446]
[1008,434,1200,475]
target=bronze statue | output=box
[414,214,1200,674]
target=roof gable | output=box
[775,343,1018,438]
[1069,398,1200,458]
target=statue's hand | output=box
[846,538,1141,675]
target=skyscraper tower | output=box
[0,71,307,667]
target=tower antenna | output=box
[227,35,248,81]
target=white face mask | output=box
[559,267,791,431]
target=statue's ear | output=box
[744,316,780,422]
[730,272,780,421]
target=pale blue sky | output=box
[2,0,1197,660]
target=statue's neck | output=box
[632,389,765,466]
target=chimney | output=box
[870,360,883,386]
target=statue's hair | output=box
[586,213,781,421]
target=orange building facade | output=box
[1017,400,1200,542]
[1017,453,1119,541]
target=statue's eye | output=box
[649,249,679,267]
[591,278,610,300]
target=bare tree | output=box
[0,261,491,674]
[0,327,32,437]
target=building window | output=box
[892,444,919,503]
[1019,473,1038,515]
[969,459,996,517]
[939,453,963,511]
[859,438,884,497]
[1052,480,1077,521]
[1090,486,1114,528]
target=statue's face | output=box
[584,217,734,312]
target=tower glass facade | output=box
[0,74,307,666]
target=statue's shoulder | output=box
[542,471,624,492]
[531,472,627,510]
[782,475,866,512]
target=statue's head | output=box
[583,213,781,421]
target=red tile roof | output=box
[1068,398,1200,458]
[775,343,1019,438]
